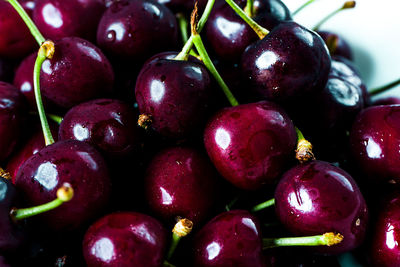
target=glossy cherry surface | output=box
[193,210,264,267]
[136,52,215,139]
[40,37,114,109]
[371,194,400,267]
[145,147,219,224]
[350,105,400,184]
[0,82,27,162]
[0,1,36,59]
[205,0,291,62]
[83,212,167,267]
[318,31,353,61]
[241,21,331,102]
[275,160,368,254]
[59,99,143,158]
[204,101,296,190]
[96,0,178,63]
[15,140,111,231]
[33,0,106,42]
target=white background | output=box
[283,0,400,100]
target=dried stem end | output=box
[173,218,194,237]
[323,232,344,246]
[296,139,315,163]
[138,114,152,130]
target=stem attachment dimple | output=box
[313,1,356,31]
[295,127,315,163]
[166,219,194,261]
[262,232,344,249]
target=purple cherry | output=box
[145,147,219,224]
[15,140,111,231]
[0,58,14,83]
[33,0,106,42]
[82,212,167,267]
[204,101,296,190]
[193,210,264,267]
[275,160,368,254]
[241,21,331,102]
[318,31,353,61]
[59,98,143,158]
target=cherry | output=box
[82,212,167,267]
[349,105,400,185]
[318,31,353,61]
[15,140,111,231]
[145,146,219,224]
[33,0,106,42]
[241,21,331,102]
[204,101,296,190]
[0,1,36,59]
[135,52,215,139]
[373,96,400,106]
[59,98,143,158]
[205,0,291,62]
[193,210,264,267]
[370,194,400,266]
[96,0,178,64]
[0,256,10,267]
[0,58,15,83]
[0,82,27,162]
[275,160,368,254]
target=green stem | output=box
[7,0,45,45]
[163,261,177,267]
[166,219,193,260]
[166,233,182,260]
[177,13,189,44]
[313,1,356,31]
[251,198,275,212]
[292,0,316,16]
[244,0,254,17]
[192,34,239,107]
[295,127,305,142]
[29,111,63,125]
[224,0,269,39]
[369,78,400,96]
[263,232,344,249]
[225,197,239,211]
[34,42,55,146]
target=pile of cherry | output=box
[0,0,400,266]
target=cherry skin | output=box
[135,52,215,139]
[370,194,400,266]
[275,160,368,254]
[350,105,400,185]
[241,21,331,102]
[204,101,296,190]
[318,31,353,61]
[0,82,27,162]
[39,37,114,109]
[59,98,143,158]
[373,96,400,106]
[82,212,167,267]
[145,147,219,224]
[0,58,14,83]
[0,1,36,59]
[15,140,111,231]
[205,0,291,62]
[33,0,106,42]
[193,210,264,267]
[96,0,178,64]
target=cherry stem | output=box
[29,111,63,125]
[10,183,74,221]
[325,34,339,55]
[369,78,400,96]
[225,197,239,211]
[163,261,177,267]
[166,219,194,260]
[295,127,315,163]
[262,232,344,249]
[292,0,317,16]
[224,0,269,39]
[313,1,356,31]
[0,168,12,180]
[174,0,216,60]
[34,41,56,146]
[6,0,45,45]
[177,13,189,44]
[244,0,254,17]
[251,198,275,212]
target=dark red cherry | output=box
[0,58,15,83]
[0,256,10,267]
[145,147,219,224]
[275,161,368,254]
[83,212,167,267]
[0,82,27,162]
[193,210,264,267]
[370,194,400,266]
[15,140,111,231]
[33,0,106,42]
[204,101,296,190]
[0,1,37,59]
[96,0,178,63]
[135,52,215,139]
[205,0,291,62]
[350,105,400,185]
[373,96,400,106]
[39,37,114,109]
[59,98,143,158]
[318,31,353,61]
[241,21,331,102]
